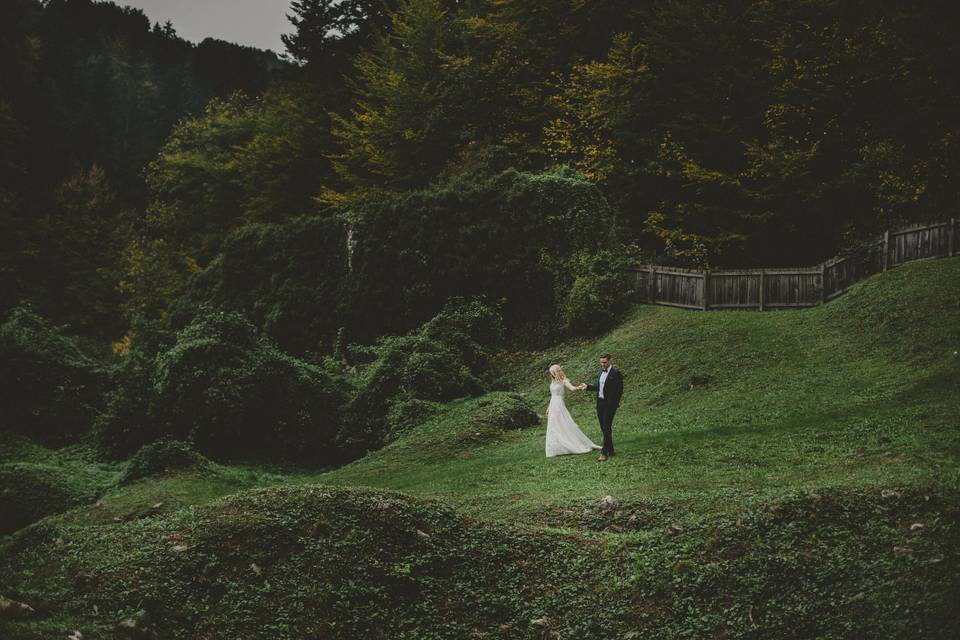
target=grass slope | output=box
[1,257,959,639]
[319,257,960,521]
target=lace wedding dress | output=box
[546,379,602,457]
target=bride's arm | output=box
[564,379,578,391]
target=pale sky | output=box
[121,0,294,54]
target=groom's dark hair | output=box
[600,352,612,360]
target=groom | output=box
[580,353,623,462]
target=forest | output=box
[2,0,960,482]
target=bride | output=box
[545,364,602,457]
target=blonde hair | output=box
[548,364,567,382]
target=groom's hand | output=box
[578,383,587,391]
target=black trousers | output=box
[596,399,617,455]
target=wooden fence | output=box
[628,218,957,310]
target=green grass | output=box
[314,257,960,521]
[1,257,958,639]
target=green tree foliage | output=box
[547,0,960,266]
[167,215,349,356]
[0,0,288,335]
[28,165,128,339]
[128,88,334,323]
[326,0,570,199]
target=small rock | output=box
[909,523,924,533]
[112,516,123,523]
[249,563,262,576]
[881,489,901,499]
[117,608,149,638]
[151,502,164,509]
[892,546,913,556]
[67,632,84,640]
[665,523,683,536]
[171,544,190,552]
[0,595,35,620]
[55,537,65,546]
[596,495,618,509]
[415,529,430,539]
[607,524,624,533]
[531,615,561,637]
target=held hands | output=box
[577,383,587,391]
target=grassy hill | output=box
[318,255,960,521]
[1,257,958,639]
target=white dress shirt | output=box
[599,368,609,399]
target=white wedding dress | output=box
[546,379,602,457]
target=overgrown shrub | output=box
[0,306,109,444]
[96,307,347,465]
[120,438,212,485]
[346,298,504,451]
[558,250,635,334]
[345,167,620,344]
[470,392,539,431]
[152,308,345,463]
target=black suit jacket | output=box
[587,367,623,408]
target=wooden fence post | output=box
[702,271,709,310]
[950,217,956,257]
[758,269,765,311]
[648,266,656,304]
[882,230,890,271]
[819,262,827,304]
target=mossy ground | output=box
[1,257,959,639]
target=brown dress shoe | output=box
[596,454,609,462]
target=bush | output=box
[0,306,109,444]
[558,249,635,334]
[0,462,97,533]
[346,298,504,451]
[353,298,503,406]
[152,308,346,463]
[120,438,212,485]
[92,318,174,459]
[470,392,539,431]
[96,307,347,465]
